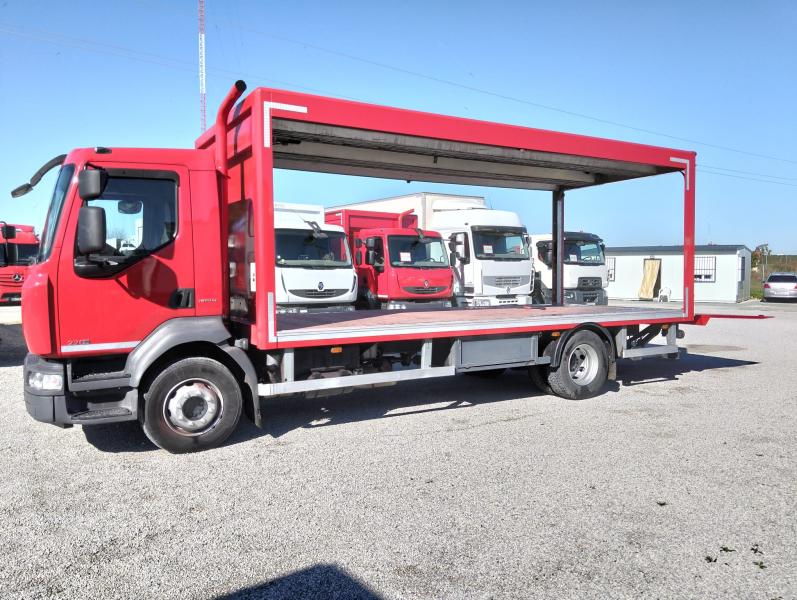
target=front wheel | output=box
[141,357,242,453]
[546,330,609,399]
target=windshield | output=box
[387,235,449,268]
[38,164,75,262]
[537,239,605,266]
[0,243,39,266]
[275,229,351,268]
[767,274,797,283]
[564,240,605,265]
[472,227,529,261]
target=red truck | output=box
[11,80,760,453]
[0,223,39,304]
[325,208,453,309]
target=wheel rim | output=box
[163,378,224,436]
[567,343,600,386]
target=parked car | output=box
[763,272,797,301]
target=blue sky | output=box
[1,0,795,251]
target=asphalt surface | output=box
[0,301,795,599]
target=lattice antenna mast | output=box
[198,0,207,132]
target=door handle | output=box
[168,288,195,309]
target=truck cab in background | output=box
[531,232,608,305]
[274,203,357,313]
[0,223,39,304]
[326,208,453,310]
[331,193,533,307]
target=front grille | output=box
[289,288,348,299]
[0,274,23,288]
[403,286,446,295]
[484,275,530,288]
[577,277,602,290]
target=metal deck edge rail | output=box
[275,308,685,343]
[258,365,457,397]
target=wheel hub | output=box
[165,380,222,433]
[568,343,599,386]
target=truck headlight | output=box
[27,371,63,392]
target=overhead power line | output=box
[185,15,797,166]
[2,22,796,190]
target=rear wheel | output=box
[141,357,242,453]
[546,331,609,400]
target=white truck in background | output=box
[331,193,533,307]
[531,232,608,305]
[274,202,358,312]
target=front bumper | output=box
[24,353,137,427]
[566,288,608,305]
[763,288,797,300]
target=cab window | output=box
[86,176,177,256]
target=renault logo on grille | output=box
[423,280,429,288]
[317,281,324,291]
[506,286,511,293]
[12,273,23,283]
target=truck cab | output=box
[330,193,534,307]
[326,209,453,310]
[274,203,357,313]
[432,204,533,307]
[531,232,608,305]
[0,223,39,304]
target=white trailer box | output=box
[332,193,533,307]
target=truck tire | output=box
[528,337,557,395]
[141,357,242,453]
[546,330,608,400]
[529,365,552,395]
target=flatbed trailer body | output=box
[17,80,764,452]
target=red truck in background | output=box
[0,223,39,304]
[325,209,454,309]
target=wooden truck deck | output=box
[276,304,684,344]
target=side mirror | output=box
[448,232,470,265]
[77,206,107,255]
[355,238,363,248]
[546,248,553,265]
[355,252,362,266]
[78,169,107,201]
[365,238,375,251]
[1,224,16,240]
[365,249,376,265]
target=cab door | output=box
[56,164,194,356]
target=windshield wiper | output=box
[11,154,67,198]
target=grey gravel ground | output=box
[0,302,795,599]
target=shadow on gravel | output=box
[83,421,157,452]
[247,368,546,441]
[212,564,383,599]
[83,351,757,452]
[617,352,757,386]
[0,324,26,367]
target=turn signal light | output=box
[763,283,770,288]
[330,346,343,354]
